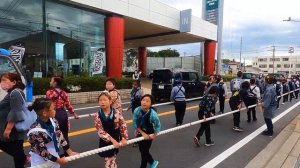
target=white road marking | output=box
[201,101,300,168]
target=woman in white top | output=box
[248,78,261,122]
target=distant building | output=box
[252,55,300,74]
[227,61,242,74]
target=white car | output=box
[0,53,27,101]
[242,72,260,83]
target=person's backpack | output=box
[231,78,242,91]
[218,83,225,97]
[229,91,241,109]
[283,83,289,93]
[173,86,185,101]
[294,81,298,89]
[12,89,37,132]
[249,86,257,98]
[288,81,294,90]
[198,96,208,114]
[132,89,142,106]
[275,84,281,96]
[246,88,258,106]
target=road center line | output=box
[200,101,300,168]
[17,105,199,149]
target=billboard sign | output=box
[205,0,219,25]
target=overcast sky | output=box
[151,0,300,64]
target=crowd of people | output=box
[0,70,299,168]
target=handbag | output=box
[12,89,37,132]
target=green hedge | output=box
[33,77,133,95]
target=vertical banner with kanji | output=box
[9,44,25,65]
[92,48,105,75]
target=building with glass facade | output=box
[0,0,217,78]
[0,0,105,77]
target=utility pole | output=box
[239,37,242,71]
[272,45,275,73]
[283,17,300,22]
[216,0,224,75]
[243,58,245,72]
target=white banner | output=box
[9,45,25,65]
[92,48,105,75]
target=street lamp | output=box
[283,17,299,76]
[283,17,300,22]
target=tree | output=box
[147,48,180,57]
[158,48,180,57]
[222,59,231,64]
[147,50,159,57]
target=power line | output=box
[0,0,19,17]
[1,0,24,19]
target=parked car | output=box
[151,68,205,101]
[242,72,260,82]
[267,73,285,80]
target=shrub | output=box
[33,77,133,95]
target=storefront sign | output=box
[180,9,192,32]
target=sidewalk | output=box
[246,114,300,168]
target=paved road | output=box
[1,98,300,168]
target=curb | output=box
[246,114,300,168]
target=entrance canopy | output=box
[64,0,217,48]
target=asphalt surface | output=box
[1,98,300,168]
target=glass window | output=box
[296,64,300,68]
[153,70,172,83]
[269,64,274,68]
[258,58,267,62]
[282,58,289,61]
[0,0,43,74]
[277,64,281,68]
[181,72,189,81]
[270,58,280,61]
[46,1,105,76]
[259,64,267,68]
[242,73,253,79]
[0,56,18,74]
[189,72,198,82]
[284,64,290,68]
[0,0,106,77]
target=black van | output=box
[151,68,205,101]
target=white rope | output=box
[68,96,204,120]
[68,88,298,120]
[31,88,300,167]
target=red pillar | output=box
[204,41,216,75]
[138,47,147,77]
[105,16,124,79]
